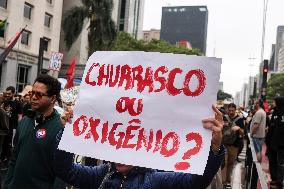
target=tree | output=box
[112,32,202,55]
[217,90,232,100]
[267,72,284,99]
[62,0,116,56]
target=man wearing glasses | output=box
[4,75,65,189]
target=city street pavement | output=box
[231,142,272,189]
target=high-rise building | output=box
[269,44,275,71]
[115,0,145,40]
[160,6,208,54]
[234,92,241,107]
[274,26,284,72]
[59,0,145,80]
[278,32,284,72]
[0,0,64,92]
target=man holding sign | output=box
[55,52,224,188]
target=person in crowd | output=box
[4,75,65,189]
[250,99,267,162]
[221,103,244,188]
[13,94,21,103]
[0,105,9,184]
[22,93,32,117]
[266,96,284,189]
[54,106,224,189]
[1,86,22,169]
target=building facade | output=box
[274,26,284,72]
[269,44,275,71]
[160,6,208,54]
[277,32,284,72]
[59,0,145,80]
[115,0,145,40]
[0,0,63,92]
[143,29,160,42]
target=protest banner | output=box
[59,51,221,174]
[49,51,63,71]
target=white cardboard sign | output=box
[49,52,63,71]
[59,51,221,175]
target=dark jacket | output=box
[269,96,284,150]
[0,107,9,135]
[54,136,225,189]
[5,110,65,189]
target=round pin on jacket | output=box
[36,129,46,139]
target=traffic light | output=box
[262,59,268,88]
[261,59,268,100]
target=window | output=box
[24,2,33,19]
[21,30,30,45]
[44,13,52,27]
[119,0,126,31]
[42,37,50,51]
[0,0,7,9]
[46,0,52,4]
[0,19,6,38]
[16,65,30,93]
[199,7,207,12]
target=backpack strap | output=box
[98,163,115,189]
[225,115,241,126]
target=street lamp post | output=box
[260,0,269,100]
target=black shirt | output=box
[2,100,23,131]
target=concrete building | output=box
[160,6,208,54]
[143,29,160,42]
[278,32,284,72]
[234,92,241,107]
[274,26,284,72]
[59,0,145,80]
[115,0,145,40]
[269,44,275,71]
[247,76,255,98]
[0,0,64,92]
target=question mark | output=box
[174,132,203,170]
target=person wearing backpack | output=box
[221,103,244,188]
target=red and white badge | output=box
[36,129,46,139]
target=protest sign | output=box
[49,52,63,71]
[59,51,221,174]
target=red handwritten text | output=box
[85,63,206,97]
[72,115,184,157]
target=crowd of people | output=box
[209,98,284,189]
[0,75,225,189]
[0,74,283,189]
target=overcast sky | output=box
[143,0,284,95]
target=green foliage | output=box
[62,0,117,55]
[62,7,87,50]
[267,72,284,99]
[217,90,232,100]
[112,32,202,55]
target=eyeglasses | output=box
[30,91,49,99]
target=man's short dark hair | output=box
[6,86,15,94]
[34,74,61,103]
[227,103,236,109]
